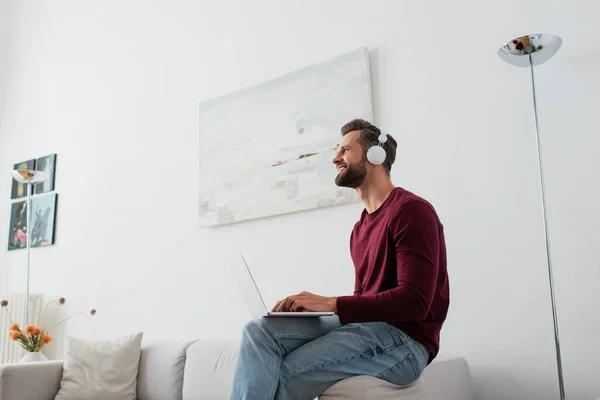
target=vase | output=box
[20,351,48,363]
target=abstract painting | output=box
[34,154,57,195]
[11,159,36,199]
[30,193,57,248]
[8,201,27,250]
[198,47,373,226]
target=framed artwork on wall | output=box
[34,154,56,195]
[7,154,58,250]
[8,200,27,250]
[197,47,373,226]
[30,193,58,248]
[10,159,36,199]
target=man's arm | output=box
[335,200,440,324]
[272,264,362,312]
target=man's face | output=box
[332,130,367,188]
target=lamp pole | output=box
[25,181,32,325]
[498,33,565,400]
[10,169,49,327]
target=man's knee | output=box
[242,317,276,340]
[243,317,263,334]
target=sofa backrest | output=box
[182,340,240,400]
[136,340,199,400]
[135,339,240,400]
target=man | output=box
[229,119,449,400]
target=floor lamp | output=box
[10,168,49,326]
[498,34,565,399]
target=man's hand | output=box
[272,291,338,313]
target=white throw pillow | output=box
[54,332,144,400]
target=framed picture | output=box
[8,200,27,250]
[10,159,36,199]
[34,154,56,195]
[197,47,371,226]
[30,193,58,248]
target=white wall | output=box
[1,0,599,399]
[0,0,15,134]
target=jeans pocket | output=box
[376,352,419,387]
[412,340,429,368]
[385,324,409,345]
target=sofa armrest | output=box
[0,361,63,400]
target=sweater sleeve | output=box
[336,200,440,324]
[353,270,363,296]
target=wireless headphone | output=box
[366,133,387,165]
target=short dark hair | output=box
[341,119,397,174]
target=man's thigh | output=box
[245,315,342,355]
[278,322,425,394]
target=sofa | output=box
[0,339,473,400]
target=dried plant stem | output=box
[2,306,14,324]
[40,300,61,319]
[51,311,90,332]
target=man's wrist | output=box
[330,297,338,313]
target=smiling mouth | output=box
[337,166,347,173]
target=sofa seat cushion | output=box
[137,339,199,400]
[182,340,239,400]
[319,357,473,400]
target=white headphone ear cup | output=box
[367,146,386,165]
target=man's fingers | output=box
[272,300,282,312]
[286,297,297,312]
[273,295,308,312]
[277,297,292,312]
[290,299,300,312]
[276,299,287,312]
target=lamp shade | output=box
[498,33,562,67]
[11,169,49,184]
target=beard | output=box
[335,158,367,188]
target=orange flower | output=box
[32,326,41,336]
[10,331,20,341]
[9,323,19,331]
[24,325,36,335]
[41,333,53,344]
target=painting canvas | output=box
[11,159,36,199]
[198,47,373,226]
[8,200,27,250]
[30,193,57,248]
[34,154,57,195]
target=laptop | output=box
[232,253,335,318]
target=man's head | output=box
[333,119,397,188]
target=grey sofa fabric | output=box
[0,360,63,400]
[182,340,239,400]
[0,342,472,400]
[320,357,473,400]
[137,340,200,400]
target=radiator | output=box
[0,294,44,363]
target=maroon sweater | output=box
[336,187,449,362]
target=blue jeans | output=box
[229,315,429,400]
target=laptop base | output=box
[266,312,335,317]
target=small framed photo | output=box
[34,154,57,195]
[30,193,58,248]
[10,159,36,199]
[8,200,27,250]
